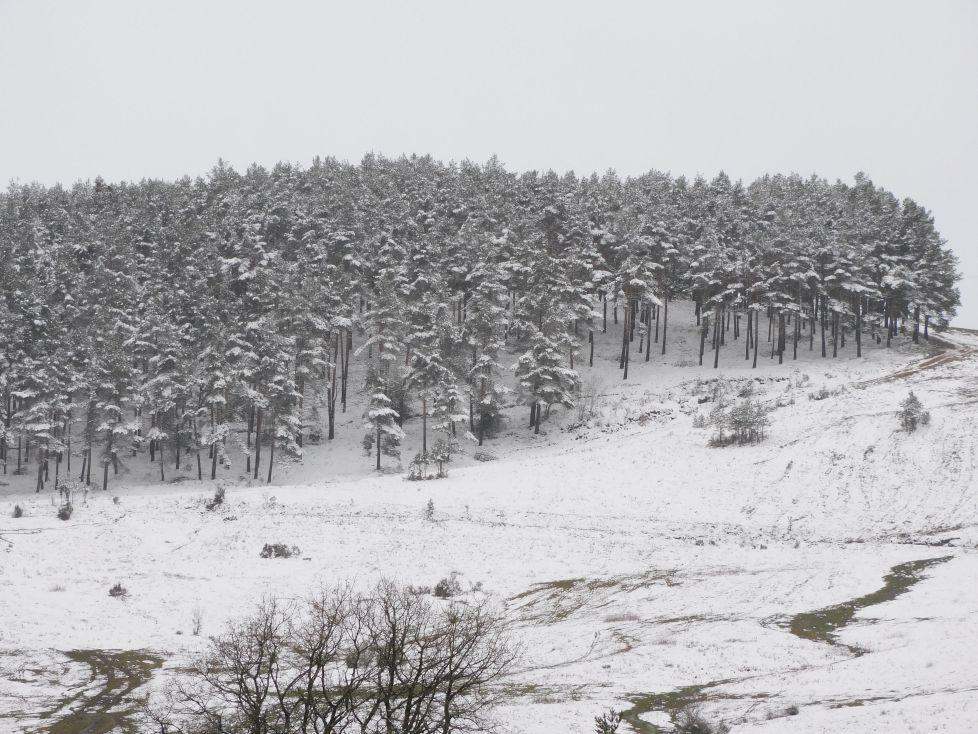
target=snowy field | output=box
[2,305,977,733]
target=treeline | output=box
[0,155,960,488]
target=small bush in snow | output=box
[57,503,73,521]
[433,574,462,599]
[674,707,729,734]
[423,499,435,521]
[594,708,622,733]
[808,387,831,401]
[206,486,226,511]
[260,543,300,559]
[192,606,203,636]
[575,375,605,424]
[899,391,931,432]
[12,504,23,518]
[109,583,128,598]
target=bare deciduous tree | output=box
[145,582,518,734]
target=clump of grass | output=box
[259,543,300,559]
[109,583,128,598]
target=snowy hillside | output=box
[2,309,976,733]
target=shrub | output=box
[433,573,462,599]
[12,504,23,518]
[260,543,300,559]
[899,391,931,432]
[109,583,128,598]
[674,706,730,734]
[808,387,831,401]
[205,486,226,511]
[57,503,73,521]
[594,708,622,733]
[192,606,203,636]
[144,582,517,734]
[576,375,605,424]
[423,498,435,521]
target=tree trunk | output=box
[36,450,45,493]
[752,308,760,368]
[820,297,827,357]
[832,311,839,357]
[267,433,274,484]
[713,307,722,369]
[328,362,337,440]
[745,308,753,359]
[645,306,652,362]
[421,397,428,454]
[886,300,893,348]
[193,417,202,480]
[660,293,668,355]
[778,311,785,364]
[622,307,631,380]
[792,313,801,359]
[699,315,708,366]
[175,411,182,471]
[342,329,351,412]
[246,402,253,474]
[253,409,262,480]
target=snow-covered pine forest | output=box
[0,156,961,490]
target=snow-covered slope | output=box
[2,314,976,733]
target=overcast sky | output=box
[1,0,975,325]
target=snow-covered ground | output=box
[2,305,977,733]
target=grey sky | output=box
[1,0,975,325]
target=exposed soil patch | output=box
[40,650,163,734]
[784,556,952,653]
